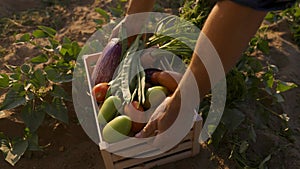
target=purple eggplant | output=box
[144,68,162,84]
[91,38,122,85]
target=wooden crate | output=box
[100,120,202,169]
[83,52,202,169]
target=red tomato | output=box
[92,82,109,103]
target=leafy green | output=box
[276,81,298,93]
[30,54,48,64]
[95,8,110,22]
[20,64,31,74]
[0,85,26,111]
[30,69,46,88]
[4,140,28,166]
[0,73,9,88]
[42,98,68,124]
[110,34,146,104]
[37,26,56,38]
[222,108,245,131]
[21,104,45,132]
[32,30,47,38]
[51,85,71,101]
[17,33,30,42]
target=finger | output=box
[135,97,170,138]
[148,97,169,122]
[135,119,157,138]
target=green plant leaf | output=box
[222,108,245,131]
[108,6,123,17]
[20,64,31,74]
[274,93,285,102]
[26,132,41,151]
[210,123,227,147]
[239,141,249,154]
[276,81,298,93]
[60,43,72,56]
[264,72,274,89]
[0,73,9,88]
[30,69,46,88]
[265,12,276,23]
[49,38,59,49]
[32,30,47,38]
[51,85,71,101]
[254,105,269,128]
[37,26,56,38]
[18,33,30,42]
[30,54,48,64]
[45,66,64,83]
[45,68,59,82]
[42,98,68,124]
[257,39,270,54]
[0,85,26,111]
[0,133,10,155]
[20,104,45,132]
[62,37,72,44]
[249,125,257,143]
[93,19,104,25]
[71,42,81,58]
[10,73,21,81]
[5,140,28,166]
[95,8,110,22]
[258,154,272,169]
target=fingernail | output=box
[135,132,142,138]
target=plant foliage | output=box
[0,26,80,165]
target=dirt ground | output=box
[0,1,299,169]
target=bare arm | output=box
[126,0,155,14]
[110,0,155,42]
[137,0,267,138]
[190,0,267,97]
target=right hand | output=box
[109,15,146,45]
[135,96,179,138]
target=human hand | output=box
[109,14,148,45]
[134,71,200,149]
[135,95,180,138]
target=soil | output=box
[0,1,299,169]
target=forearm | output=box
[126,0,155,15]
[116,0,155,44]
[178,0,267,99]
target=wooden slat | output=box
[101,150,115,169]
[113,142,159,160]
[192,120,202,156]
[107,137,153,153]
[84,52,101,76]
[130,151,192,169]
[113,141,192,169]
[111,130,194,162]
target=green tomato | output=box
[98,96,122,125]
[102,115,132,143]
[144,86,169,109]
